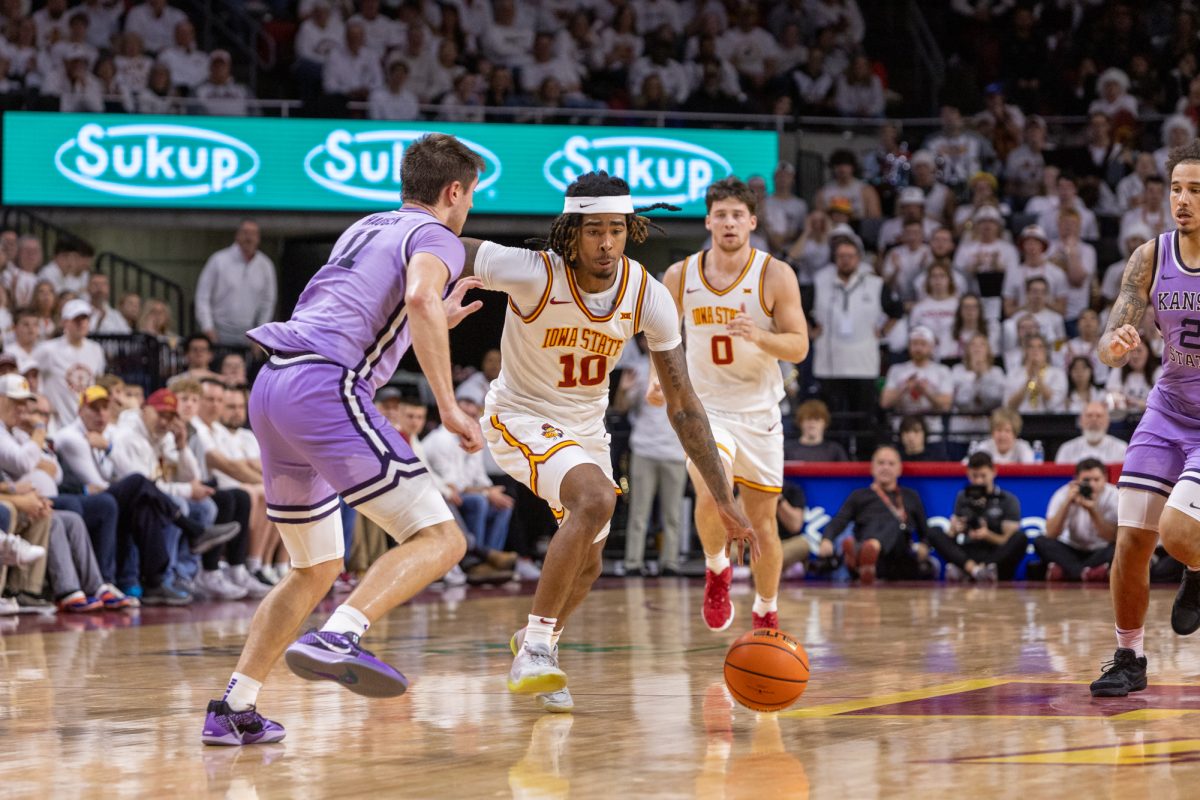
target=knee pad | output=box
[354,481,453,545]
[1118,486,1167,534]
[277,511,344,568]
[1166,478,1200,526]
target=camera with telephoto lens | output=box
[964,484,987,530]
[1078,482,1093,500]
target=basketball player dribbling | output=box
[650,177,808,633]
[201,134,487,744]
[1091,140,1200,697]
[460,171,760,713]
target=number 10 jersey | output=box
[475,242,681,433]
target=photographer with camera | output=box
[1034,458,1117,582]
[927,451,1025,582]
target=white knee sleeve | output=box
[278,512,344,568]
[1118,486,1168,534]
[355,481,453,545]
[1166,477,1200,525]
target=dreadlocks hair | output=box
[524,171,680,266]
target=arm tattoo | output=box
[1105,243,1152,333]
[652,346,734,506]
[460,237,485,278]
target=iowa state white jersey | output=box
[681,248,784,414]
[476,242,681,432]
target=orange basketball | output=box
[723,628,810,712]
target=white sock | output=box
[223,672,261,712]
[752,594,777,615]
[551,628,563,648]
[705,551,730,574]
[1116,626,1144,658]
[246,557,262,572]
[1189,566,1200,572]
[525,614,556,649]
[321,604,370,638]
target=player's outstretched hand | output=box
[443,405,484,453]
[718,501,760,565]
[1102,323,1141,362]
[445,276,484,329]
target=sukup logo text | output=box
[543,135,732,206]
[54,123,259,198]
[304,129,501,203]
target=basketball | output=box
[723,629,810,712]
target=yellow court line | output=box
[779,677,1009,719]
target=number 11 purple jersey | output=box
[248,208,465,390]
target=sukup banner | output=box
[1,112,778,216]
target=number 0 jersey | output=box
[681,249,784,415]
[475,242,681,432]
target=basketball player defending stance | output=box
[201,135,486,744]
[651,177,808,632]
[461,172,759,712]
[1091,140,1200,697]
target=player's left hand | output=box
[444,277,484,329]
[718,501,760,565]
[726,307,762,346]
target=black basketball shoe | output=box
[1171,569,1200,635]
[1089,648,1148,697]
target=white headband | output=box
[563,195,634,215]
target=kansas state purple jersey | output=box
[1148,230,1200,418]
[249,208,464,390]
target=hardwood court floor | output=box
[4,579,1200,799]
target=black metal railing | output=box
[94,251,189,338]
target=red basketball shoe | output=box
[702,566,735,631]
[751,610,778,630]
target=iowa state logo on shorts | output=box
[541,423,564,440]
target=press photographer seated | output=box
[1034,458,1117,582]
[927,451,1025,582]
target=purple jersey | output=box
[249,208,464,390]
[1148,230,1200,420]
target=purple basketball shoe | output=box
[201,700,286,746]
[284,629,409,698]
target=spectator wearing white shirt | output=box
[812,239,899,415]
[38,238,87,295]
[1036,458,1117,582]
[1105,341,1158,418]
[793,47,834,111]
[49,14,99,70]
[1103,225,1155,307]
[636,0,684,34]
[628,38,691,104]
[804,0,865,47]
[437,72,484,122]
[881,221,934,304]
[908,150,956,227]
[81,0,124,51]
[1155,115,1195,180]
[1055,403,1128,464]
[1046,209,1097,326]
[123,0,188,54]
[193,50,249,116]
[321,20,383,101]
[950,333,1005,436]
[45,49,105,112]
[7,310,41,371]
[455,348,499,407]
[32,0,70,48]
[422,394,513,554]
[880,326,953,426]
[396,23,438,100]
[294,0,345,66]
[87,273,130,335]
[1036,173,1100,241]
[1003,280,1067,358]
[1115,152,1160,215]
[195,221,275,346]
[953,205,1019,279]
[157,19,208,92]
[1088,68,1138,119]
[1004,115,1047,203]
[34,299,106,430]
[1003,226,1067,317]
[878,187,939,250]
[833,53,884,117]
[414,38,466,104]
[1004,333,1067,413]
[972,408,1035,465]
[924,105,988,190]
[367,57,420,120]
[479,0,534,69]
[1119,176,1171,245]
[348,0,403,54]
[759,162,808,257]
[114,32,154,93]
[909,264,961,361]
[717,4,779,86]
[1062,309,1109,387]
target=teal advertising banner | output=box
[1,112,778,216]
